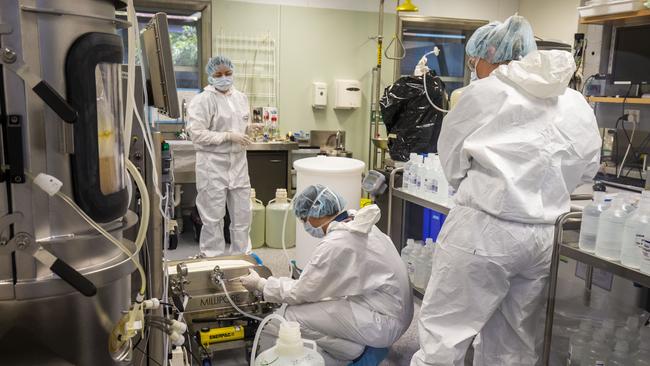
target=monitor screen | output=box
[612,24,650,84]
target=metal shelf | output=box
[559,243,650,288]
[392,188,452,214]
[542,211,650,365]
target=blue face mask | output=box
[209,75,233,91]
[303,220,326,238]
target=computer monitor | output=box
[611,24,650,85]
[140,12,180,118]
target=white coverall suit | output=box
[411,50,602,366]
[262,205,414,366]
[187,85,252,256]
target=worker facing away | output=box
[411,15,602,366]
[186,56,253,257]
[241,184,414,366]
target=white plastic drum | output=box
[293,156,365,267]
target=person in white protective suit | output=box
[411,15,602,366]
[240,184,414,366]
[187,56,253,256]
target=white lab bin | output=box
[293,156,365,267]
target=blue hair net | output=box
[205,56,234,75]
[293,184,346,220]
[466,15,537,64]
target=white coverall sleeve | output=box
[580,122,602,183]
[186,95,229,146]
[438,89,495,190]
[263,242,363,305]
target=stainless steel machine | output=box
[167,255,275,364]
[0,1,136,364]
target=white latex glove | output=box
[240,269,267,292]
[228,132,253,146]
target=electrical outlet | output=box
[625,109,641,123]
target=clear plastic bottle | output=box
[414,155,426,197]
[582,329,610,366]
[401,239,416,268]
[579,192,611,253]
[413,245,430,289]
[609,340,631,366]
[621,191,650,269]
[421,157,437,200]
[423,238,435,288]
[408,245,423,283]
[603,319,617,338]
[569,320,593,366]
[403,153,418,192]
[595,196,634,260]
[430,154,449,203]
[632,328,650,366]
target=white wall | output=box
[519,0,581,44]
[223,0,520,21]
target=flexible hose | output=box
[56,191,147,295]
[250,313,288,365]
[617,120,637,178]
[420,50,450,114]
[126,160,150,295]
[280,199,294,272]
[217,277,263,322]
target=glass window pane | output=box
[400,28,467,93]
[96,63,126,195]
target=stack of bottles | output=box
[567,317,649,366]
[402,153,451,203]
[400,238,436,290]
[578,190,650,274]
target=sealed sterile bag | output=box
[380,71,447,162]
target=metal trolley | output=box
[542,211,650,365]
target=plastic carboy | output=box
[266,189,296,249]
[255,321,325,366]
[595,195,633,260]
[250,189,266,249]
[578,192,610,253]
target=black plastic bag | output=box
[380,71,447,162]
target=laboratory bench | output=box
[167,140,299,204]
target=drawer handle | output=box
[269,160,282,163]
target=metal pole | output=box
[374,0,384,140]
[148,131,165,365]
[387,167,403,237]
[542,211,581,365]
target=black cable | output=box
[183,330,203,365]
[134,344,164,366]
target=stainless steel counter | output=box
[166,140,299,187]
[247,142,299,151]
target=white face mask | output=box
[209,75,233,91]
[470,71,478,83]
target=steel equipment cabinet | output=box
[247,151,289,204]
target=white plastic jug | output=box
[254,322,325,366]
[266,189,296,249]
[250,189,266,249]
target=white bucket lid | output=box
[294,156,365,174]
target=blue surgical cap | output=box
[466,15,537,64]
[294,184,346,220]
[205,56,234,75]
